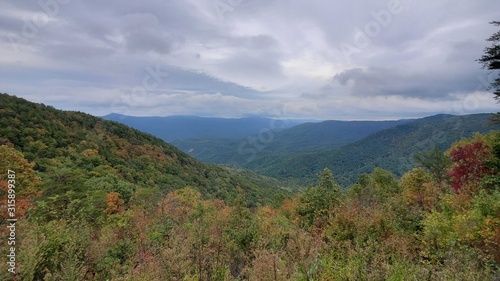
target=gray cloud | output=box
[332,65,488,100]
[1,0,499,119]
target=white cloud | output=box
[1,0,499,120]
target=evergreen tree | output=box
[478,21,500,120]
[297,168,342,229]
[414,147,451,186]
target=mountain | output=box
[171,113,499,187]
[172,119,414,164]
[0,93,291,207]
[245,114,500,186]
[257,119,415,152]
[2,94,498,280]
[102,113,309,142]
[102,110,499,187]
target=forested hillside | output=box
[171,118,414,168]
[173,114,499,186]
[1,93,500,280]
[249,114,500,186]
[173,118,414,158]
[0,93,290,207]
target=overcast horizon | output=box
[1,0,500,120]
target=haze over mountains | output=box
[9,93,496,191]
[242,113,500,185]
[104,112,500,186]
[10,92,497,198]
[103,113,309,142]
[3,93,500,279]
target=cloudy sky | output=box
[1,0,499,120]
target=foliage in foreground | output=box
[1,132,500,280]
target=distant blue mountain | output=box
[102,113,308,141]
[168,113,499,187]
[170,118,416,167]
[240,113,500,186]
[103,113,499,187]
[261,118,415,152]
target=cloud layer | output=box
[1,0,499,119]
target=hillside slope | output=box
[172,119,414,164]
[258,118,415,152]
[250,114,500,186]
[0,93,290,206]
[173,114,499,186]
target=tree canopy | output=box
[1,93,500,279]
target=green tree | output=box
[478,21,500,120]
[84,174,135,203]
[297,168,343,229]
[414,147,451,186]
[226,189,258,279]
[318,167,342,196]
[401,168,438,210]
[347,168,400,206]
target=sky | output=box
[1,0,499,120]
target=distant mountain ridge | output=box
[169,113,498,186]
[170,118,416,166]
[243,113,500,186]
[102,113,309,141]
[102,111,498,187]
[238,118,415,152]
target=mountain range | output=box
[2,93,499,280]
[4,92,498,193]
[242,113,499,186]
[106,112,499,187]
[103,113,309,142]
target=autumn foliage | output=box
[1,90,500,279]
[446,134,494,193]
[1,130,500,280]
[104,192,125,214]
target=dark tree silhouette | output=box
[478,21,500,121]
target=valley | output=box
[108,112,500,187]
[2,2,500,279]
[1,93,500,280]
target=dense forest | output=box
[0,94,291,207]
[173,114,499,187]
[1,93,500,280]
